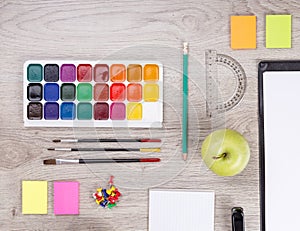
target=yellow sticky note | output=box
[231,15,256,49]
[22,181,48,214]
[266,15,292,48]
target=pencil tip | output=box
[47,148,55,151]
[183,42,189,54]
[52,139,61,143]
[182,154,187,161]
[43,159,56,165]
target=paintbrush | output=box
[53,138,161,143]
[43,158,161,165]
[47,148,160,152]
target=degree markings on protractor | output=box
[205,50,246,117]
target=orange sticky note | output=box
[231,15,256,49]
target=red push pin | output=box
[108,176,114,186]
[114,189,121,198]
[108,195,117,204]
[95,193,103,201]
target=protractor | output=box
[205,50,247,117]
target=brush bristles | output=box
[43,159,56,165]
[52,139,61,143]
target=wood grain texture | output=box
[0,0,298,230]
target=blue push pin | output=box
[100,199,109,208]
[102,189,109,198]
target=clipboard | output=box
[258,61,300,231]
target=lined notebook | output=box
[149,189,214,231]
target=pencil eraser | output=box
[230,15,256,49]
[266,15,292,48]
[54,181,79,215]
[22,181,48,214]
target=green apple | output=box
[201,129,250,176]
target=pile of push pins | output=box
[93,176,121,209]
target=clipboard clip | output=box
[232,207,244,231]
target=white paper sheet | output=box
[149,190,214,231]
[263,71,300,230]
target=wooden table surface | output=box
[1,0,298,230]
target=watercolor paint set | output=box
[23,61,163,127]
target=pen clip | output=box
[231,207,244,231]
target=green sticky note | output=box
[22,181,48,214]
[266,15,291,48]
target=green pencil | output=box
[182,42,189,161]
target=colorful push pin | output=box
[95,195,103,201]
[107,203,117,209]
[108,176,114,186]
[107,185,116,195]
[102,189,109,198]
[93,193,99,200]
[108,196,117,204]
[114,189,121,197]
[100,199,109,208]
[93,176,121,208]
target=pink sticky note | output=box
[54,181,79,215]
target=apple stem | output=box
[212,153,227,160]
